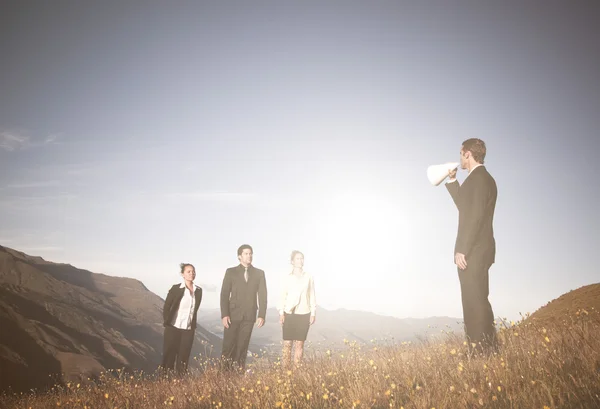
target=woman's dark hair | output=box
[180,263,195,275]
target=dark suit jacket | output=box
[220,264,267,322]
[446,165,497,264]
[163,283,203,330]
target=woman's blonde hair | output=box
[290,250,304,262]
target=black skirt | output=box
[282,312,311,341]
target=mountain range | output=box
[198,307,464,356]
[1,244,597,395]
[0,245,462,393]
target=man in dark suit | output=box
[446,138,498,354]
[220,244,267,371]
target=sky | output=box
[1,1,599,322]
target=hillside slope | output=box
[526,283,600,325]
[0,245,221,393]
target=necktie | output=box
[244,267,248,282]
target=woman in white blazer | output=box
[277,250,316,369]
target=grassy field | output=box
[2,308,599,409]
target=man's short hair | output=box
[462,138,487,164]
[237,244,253,256]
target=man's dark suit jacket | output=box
[220,264,267,322]
[446,165,497,264]
[163,283,203,330]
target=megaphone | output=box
[427,162,459,186]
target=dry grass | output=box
[2,308,599,409]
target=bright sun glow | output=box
[314,192,408,272]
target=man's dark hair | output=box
[237,244,253,256]
[462,138,487,164]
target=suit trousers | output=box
[162,325,194,374]
[457,254,497,351]
[221,320,254,371]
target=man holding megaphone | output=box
[445,138,498,355]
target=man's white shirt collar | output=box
[446,163,483,184]
[469,163,483,173]
[465,163,483,180]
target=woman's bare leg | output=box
[282,340,293,370]
[293,341,304,367]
